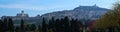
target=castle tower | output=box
[93,4,97,6]
[93,4,99,7]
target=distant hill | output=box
[41,5,109,20]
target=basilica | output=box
[1,10,42,24]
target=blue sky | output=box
[0,0,118,17]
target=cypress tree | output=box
[70,18,83,32]
[42,17,47,32]
[20,19,25,32]
[3,18,8,32]
[0,20,4,32]
[8,18,14,32]
[63,16,70,32]
[48,17,55,30]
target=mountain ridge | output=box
[41,5,109,20]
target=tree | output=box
[63,16,70,32]
[8,18,14,32]
[42,17,47,32]
[25,24,30,31]
[54,19,61,32]
[15,26,20,32]
[47,28,53,32]
[36,25,41,32]
[70,18,82,32]
[48,17,55,29]
[3,18,8,32]
[0,20,4,32]
[47,16,83,32]
[48,17,55,32]
[30,24,36,31]
[93,3,120,32]
[20,19,25,32]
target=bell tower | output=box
[21,10,24,14]
[16,10,29,17]
[21,10,25,17]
